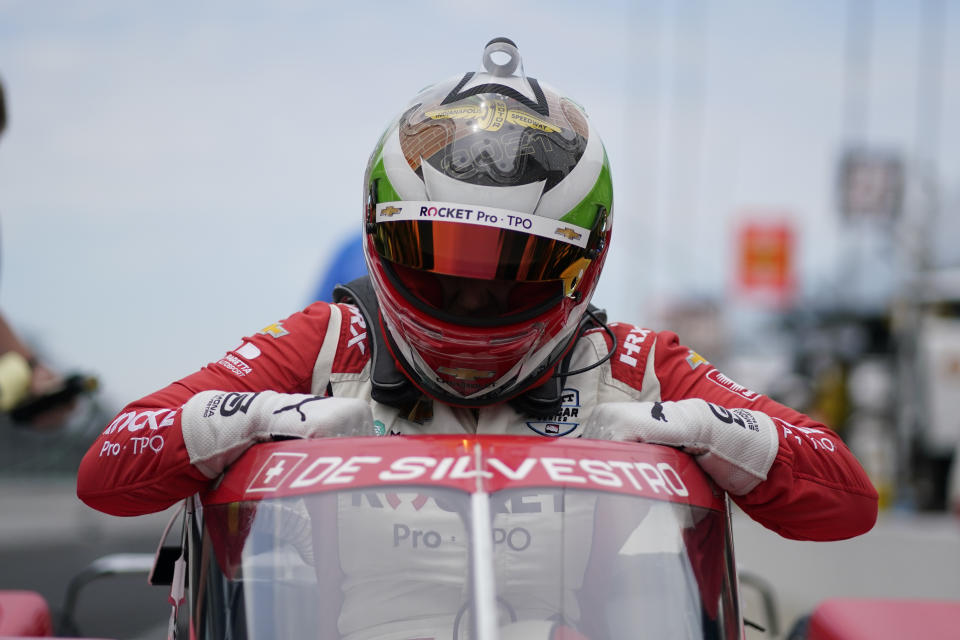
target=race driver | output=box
[77,37,878,547]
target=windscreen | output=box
[193,486,739,640]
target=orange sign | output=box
[736,220,796,305]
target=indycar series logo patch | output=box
[525,388,582,437]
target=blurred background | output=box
[0,1,959,638]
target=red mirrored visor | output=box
[370,201,594,284]
[388,263,559,320]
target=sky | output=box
[0,0,958,409]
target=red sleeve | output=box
[653,331,879,541]
[77,303,336,517]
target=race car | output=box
[2,435,957,639]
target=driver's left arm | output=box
[652,331,879,541]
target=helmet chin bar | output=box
[378,283,588,408]
[384,322,581,409]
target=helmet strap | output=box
[333,277,423,412]
[507,305,613,418]
[506,375,563,418]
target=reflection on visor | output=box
[390,263,561,320]
[371,203,596,297]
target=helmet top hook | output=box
[482,37,521,78]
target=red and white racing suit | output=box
[77,300,878,541]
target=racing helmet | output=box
[363,37,613,407]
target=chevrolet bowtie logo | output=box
[437,367,495,381]
[259,322,289,338]
[380,206,402,217]
[685,350,709,370]
[555,227,582,241]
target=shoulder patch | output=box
[608,323,656,390]
[333,303,371,374]
[216,342,261,378]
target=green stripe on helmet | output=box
[368,156,402,204]
[558,152,613,228]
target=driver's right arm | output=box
[77,301,356,517]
